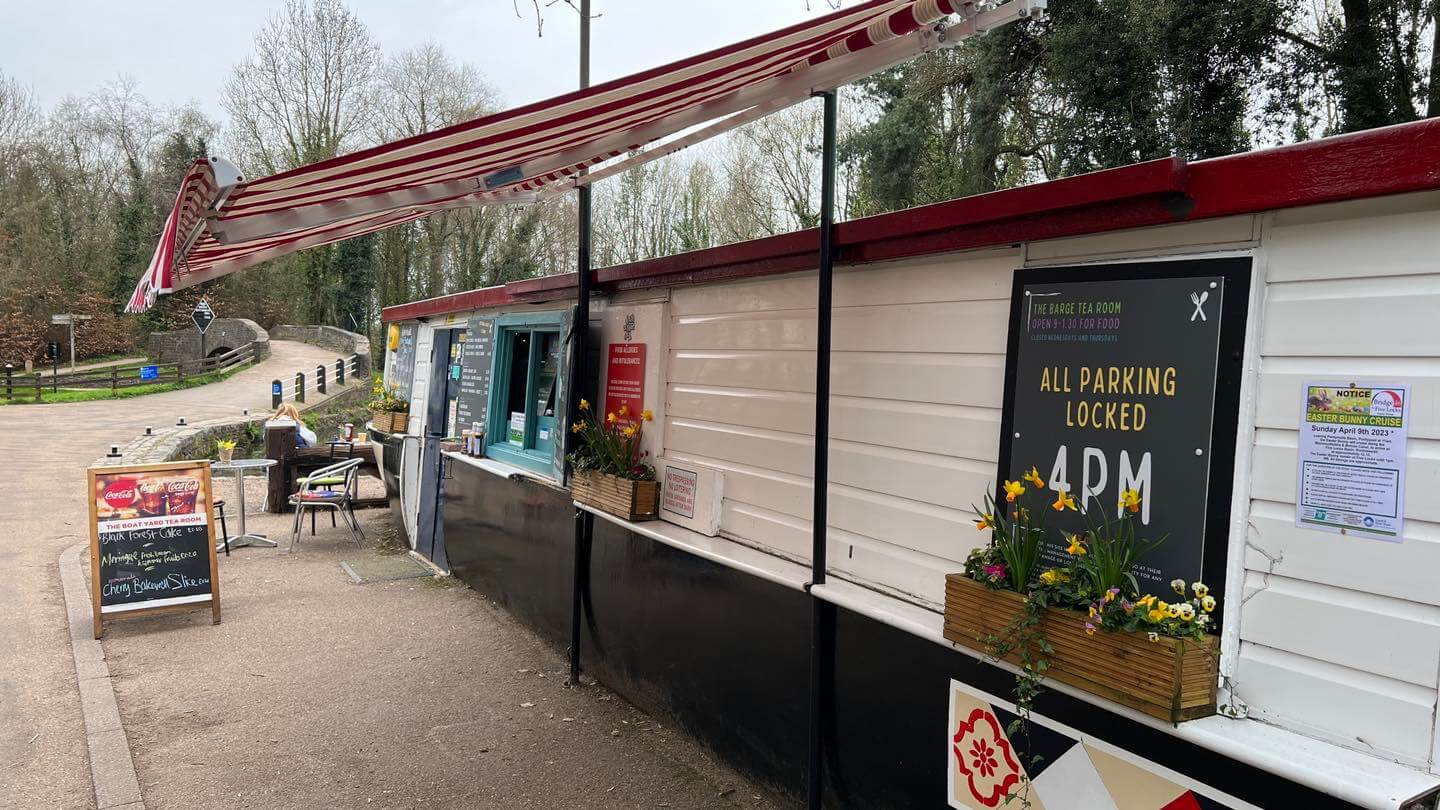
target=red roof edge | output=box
[382,119,1440,323]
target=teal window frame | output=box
[486,312,564,477]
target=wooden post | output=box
[265,424,298,513]
[110,366,118,393]
[335,358,345,386]
[294,371,306,403]
[33,372,42,403]
[4,364,11,400]
[316,364,326,395]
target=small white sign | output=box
[659,459,723,536]
[1296,381,1410,542]
[509,412,525,445]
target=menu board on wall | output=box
[998,258,1250,598]
[88,460,221,637]
[454,316,495,438]
[389,323,418,400]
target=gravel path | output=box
[0,340,350,809]
[101,508,778,809]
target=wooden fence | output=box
[3,343,260,402]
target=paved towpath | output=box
[0,340,345,808]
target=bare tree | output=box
[374,42,500,298]
[0,70,39,172]
[221,0,381,174]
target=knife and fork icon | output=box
[1189,290,1209,322]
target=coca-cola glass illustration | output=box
[165,478,200,515]
[137,480,167,516]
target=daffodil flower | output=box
[1119,488,1142,513]
[619,405,630,418]
[1051,490,1077,512]
[1002,479,1025,503]
[606,412,618,424]
[1064,534,1087,556]
[1022,466,1046,489]
[973,513,996,532]
[622,425,637,438]
[571,420,587,433]
[579,398,590,411]
[640,409,654,422]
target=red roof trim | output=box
[383,119,1440,323]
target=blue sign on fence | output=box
[139,365,159,381]
[272,381,283,396]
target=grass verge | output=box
[1,365,247,405]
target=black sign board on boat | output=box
[997,258,1251,612]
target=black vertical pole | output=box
[568,0,594,689]
[806,88,838,810]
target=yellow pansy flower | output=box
[1192,582,1209,598]
[1147,608,1165,622]
[1002,480,1025,503]
[1038,569,1069,585]
[1051,490,1077,512]
[1201,595,1216,613]
[1022,466,1046,489]
[1165,603,1182,619]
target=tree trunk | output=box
[1429,3,1440,117]
[1337,0,1393,130]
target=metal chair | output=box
[288,457,365,552]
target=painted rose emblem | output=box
[952,708,1021,807]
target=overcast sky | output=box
[1,1,841,118]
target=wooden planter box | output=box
[943,574,1218,724]
[372,409,409,434]
[572,470,659,521]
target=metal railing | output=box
[4,343,261,402]
[270,354,365,408]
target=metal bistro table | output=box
[211,458,278,551]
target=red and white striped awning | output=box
[127,0,1041,312]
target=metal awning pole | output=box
[806,88,838,810]
[568,0,594,688]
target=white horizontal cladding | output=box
[1250,427,1440,524]
[1236,641,1437,768]
[1265,189,1440,283]
[1239,570,1440,688]
[1261,274,1440,358]
[1245,498,1440,606]
[670,350,816,394]
[670,300,1009,353]
[1024,215,1259,265]
[663,249,1019,594]
[1235,191,1440,773]
[1254,356,1440,441]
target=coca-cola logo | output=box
[102,481,138,509]
[165,478,200,494]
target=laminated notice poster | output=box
[1296,382,1410,541]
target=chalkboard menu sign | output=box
[454,316,496,438]
[389,323,418,400]
[998,258,1250,600]
[88,460,221,637]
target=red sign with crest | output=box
[603,343,646,427]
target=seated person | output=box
[269,403,318,448]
